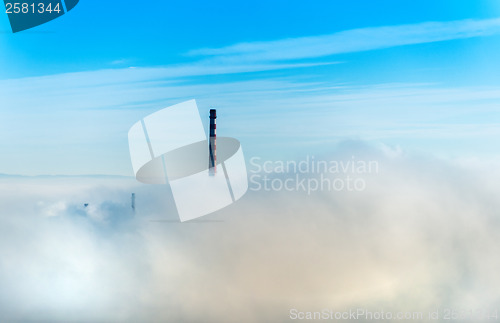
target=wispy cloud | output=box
[3,17,500,175]
[2,68,500,175]
[188,18,500,62]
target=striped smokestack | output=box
[209,109,217,175]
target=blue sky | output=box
[2,0,500,175]
[2,0,500,78]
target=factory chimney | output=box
[209,109,217,175]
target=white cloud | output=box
[1,146,500,321]
[3,18,500,176]
[188,18,500,62]
[2,73,500,175]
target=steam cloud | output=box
[0,143,499,322]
